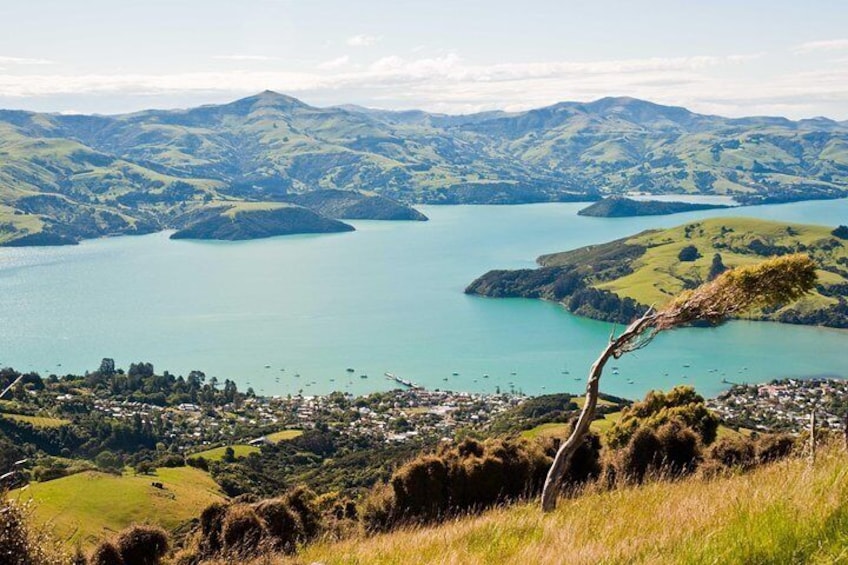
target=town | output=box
[708,377,848,433]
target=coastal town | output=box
[78,374,848,458]
[708,378,848,433]
[84,386,526,454]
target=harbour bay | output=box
[0,198,846,399]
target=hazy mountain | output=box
[1,91,846,245]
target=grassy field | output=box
[266,429,303,443]
[595,217,847,310]
[11,467,226,549]
[191,444,259,460]
[520,411,623,441]
[1,413,71,428]
[191,430,302,460]
[290,444,848,564]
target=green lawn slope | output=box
[11,466,226,549]
[293,445,848,564]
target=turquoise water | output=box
[0,199,846,399]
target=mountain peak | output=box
[226,91,310,113]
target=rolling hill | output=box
[466,218,848,328]
[1,92,847,245]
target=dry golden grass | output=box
[267,443,848,565]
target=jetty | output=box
[384,372,421,390]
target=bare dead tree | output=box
[541,253,818,511]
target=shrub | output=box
[709,436,756,470]
[655,419,700,476]
[90,541,124,565]
[361,484,397,533]
[618,426,662,483]
[756,433,796,463]
[614,419,701,484]
[607,386,718,448]
[368,437,557,530]
[391,455,449,522]
[283,486,321,541]
[115,525,169,565]
[197,502,228,556]
[832,225,848,240]
[678,245,701,262]
[0,500,36,565]
[253,499,300,553]
[220,505,267,557]
[0,498,66,565]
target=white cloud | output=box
[317,55,350,70]
[0,56,53,65]
[793,39,848,54]
[347,34,381,47]
[1,51,845,119]
[213,55,279,61]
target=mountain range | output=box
[1,91,847,244]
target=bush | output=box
[756,433,796,463]
[0,498,66,565]
[94,450,122,473]
[366,437,556,530]
[282,487,321,541]
[361,484,397,533]
[197,502,228,556]
[607,386,718,448]
[220,505,267,557]
[709,436,756,470]
[90,541,124,565]
[678,245,701,262]
[115,525,169,565]
[618,426,662,483]
[254,499,300,553]
[655,419,700,476]
[832,225,848,240]
[614,419,701,484]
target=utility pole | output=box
[809,410,816,465]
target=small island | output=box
[170,203,354,241]
[577,196,730,217]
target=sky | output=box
[0,0,847,119]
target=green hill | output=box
[467,217,848,327]
[2,92,848,245]
[294,445,848,565]
[10,467,226,549]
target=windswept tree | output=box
[541,253,818,511]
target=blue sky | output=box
[0,0,847,118]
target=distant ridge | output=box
[0,91,847,245]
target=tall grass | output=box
[284,443,848,564]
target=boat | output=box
[483,374,489,379]
[452,372,459,376]
[346,368,355,373]
[360,374,368,379]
